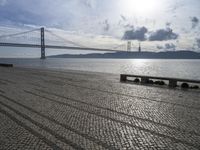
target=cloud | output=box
[0,0,73,27]
[123,24,134,29]
[122,26,148,41]
[120,15,127,21]
[165,43,176,50]
[0,0,7,6]
[123,26,179,42]
[103,20,110,31]
[157,43,176,50]
[0,0,118,35]
[196,38,200,48]
[82,0,96,8]
[149,28,178,41]
[0,0,199,52]
[156,45,163,49]
[191,17,199,29]
[166,22,171,27]
[168,1,184,13]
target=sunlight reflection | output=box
[120,0,162,16]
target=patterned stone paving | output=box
[0,67,200,150]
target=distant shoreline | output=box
[48,51,200,59]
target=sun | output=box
[121,0,160,16]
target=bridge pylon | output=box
[41,27,45,59]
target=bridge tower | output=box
[138,42,141,53]
[41,27,45,59]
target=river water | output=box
[0,58,200,80]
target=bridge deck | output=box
[0,67,200,150]
[0,42,123,52]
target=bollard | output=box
[120,75,127,82]
[181,83,189,89]
[141,77,149,84]
[134,78,140,83]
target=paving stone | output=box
[0,67,199,150]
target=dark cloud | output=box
[196,38,200,48]
[191,17,199,29]
[123,27,148,41]
[149,28,178,41]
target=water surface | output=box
[0,58,200,80]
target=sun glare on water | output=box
[121,0,161,16]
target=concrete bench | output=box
[120,74,200,88]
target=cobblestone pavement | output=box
[0,67,200,150]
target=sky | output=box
[0,0,200,57]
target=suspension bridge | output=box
[0,27,134,59]
[0,27,164,59]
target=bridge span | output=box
[0,27,128,59]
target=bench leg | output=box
[169,80,177,88]
[120,75,127,82]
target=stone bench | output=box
[120,74,200,88]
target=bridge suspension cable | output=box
[0,28,40,39]
[45,29,87,48]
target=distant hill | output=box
[48,51,200,59]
